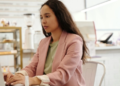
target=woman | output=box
[5,0,88,86]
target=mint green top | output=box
[44,41,59,74]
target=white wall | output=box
[72,12,86,21]
[86,0,108,7]
[61,0,85,13]
[87,0,120,29]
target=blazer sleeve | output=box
[47,37,83,86]
[22,40,42,77]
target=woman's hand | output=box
[7,73,41,86]
[7,73,25,85]
[3,70,14,82]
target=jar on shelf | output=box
[34,31,42,49]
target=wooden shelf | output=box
[0,29,16,33]
[2,66,14,67]
[0,51,17,55]
[0,27,21,33]
[0,27,23,71]
[0,41,15,43]
[0,27,20,29]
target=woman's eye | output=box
[46,16,49,18]
[40,17,43,19]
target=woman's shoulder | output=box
[41,36,50,41]
[39,36,51,45]
[66,33,83,43]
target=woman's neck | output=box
[51,28,62,43]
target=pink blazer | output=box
[23,31,86,86]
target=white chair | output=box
[82,61,106,86]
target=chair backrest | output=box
[82,61,106,86]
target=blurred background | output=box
[0,0,120,86]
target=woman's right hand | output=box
[3,70,14,82]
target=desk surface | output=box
[95,46,120,50]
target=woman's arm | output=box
[16,40,42,77]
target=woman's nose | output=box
[42,18,47,24]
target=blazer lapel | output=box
[52,31,68,71]
[37,36,51,75]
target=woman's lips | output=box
[43,26,48,29]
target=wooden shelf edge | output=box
[0,51,17,55]
[0,41,15,43]
[0,27,21,29]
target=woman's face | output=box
[40,5,60,33]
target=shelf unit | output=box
[0,27,23,72]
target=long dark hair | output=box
[40,0,89,63]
